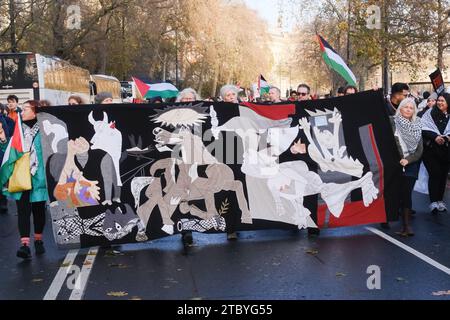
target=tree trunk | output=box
[9,0,17,52]
[211,62,220,98]
[437,0,445,70]
[382,0,390,94]
[52,1,65,57]
[197,61,207,96]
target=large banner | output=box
[38,90,401,248]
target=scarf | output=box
[22,120,40,176]
[394,115,422,156]
[421,107,450,136]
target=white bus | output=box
[0,52,92,106]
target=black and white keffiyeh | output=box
[421,108,450,136]
[394,115,422,156]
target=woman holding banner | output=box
[0,100,49,259]
[391,98,423,237]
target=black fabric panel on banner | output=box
[37,91,401,249]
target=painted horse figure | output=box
[134,127,252,241]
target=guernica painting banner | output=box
[38,90,402,248]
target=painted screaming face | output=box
[68,137,90,154]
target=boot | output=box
[403,208,414,236]
[396,208,414,237]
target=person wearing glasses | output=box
[385,83,410,116]
[297,84,312,101]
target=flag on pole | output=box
[258,75,270,95]
[0,113,25,188]
[317,34,357,86]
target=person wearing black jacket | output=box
[421,93,450,214]
[385,83,410,116]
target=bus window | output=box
[0,55,37,89]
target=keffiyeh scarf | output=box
[394,115,422,156]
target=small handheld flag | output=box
[258,74,270,95]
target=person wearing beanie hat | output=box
[95,92,114,104]
[418,92,438,118]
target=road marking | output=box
[366,227,450,276]
[43,249,79,300]
[69,247,99,300]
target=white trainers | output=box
[437,201,447,212]
[429,202,439,213]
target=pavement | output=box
[0,191,449,300]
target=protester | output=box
[95,92,114,104]
[68,95,84,105]
[385,83,410,115]
[344,85,358,95]
[268,86,282,103]
[418,92,437,118]
[176,88,201,103]
[220,85,240,103]
[6,95,19,122]
[0,103,15,214]
[337,86,345,97]
[297,84,312,101]
[421,93,450,214]
[39,100,51,107]
[288,90,298,101]
[391,98,422,236]
[148,96,163,104]
[0,100,49,259]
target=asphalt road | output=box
[0,191,449,301]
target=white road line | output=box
[69,247,99,300]
[366,227,450,276]
[43,249,80,300]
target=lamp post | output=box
[175,27,179,88]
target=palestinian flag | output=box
[132,77,151,100]
[258,75,270,95]
[144,82,179,100]
[317,34,357,86]
[0,113,25,188]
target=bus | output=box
[90,74,123,103]
[0,52,92,105]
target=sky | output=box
[242,0,297,31]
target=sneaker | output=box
[430,202,440,213]
[34,240,45,255]
[437,201,447,212]
[16,245,31,259]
